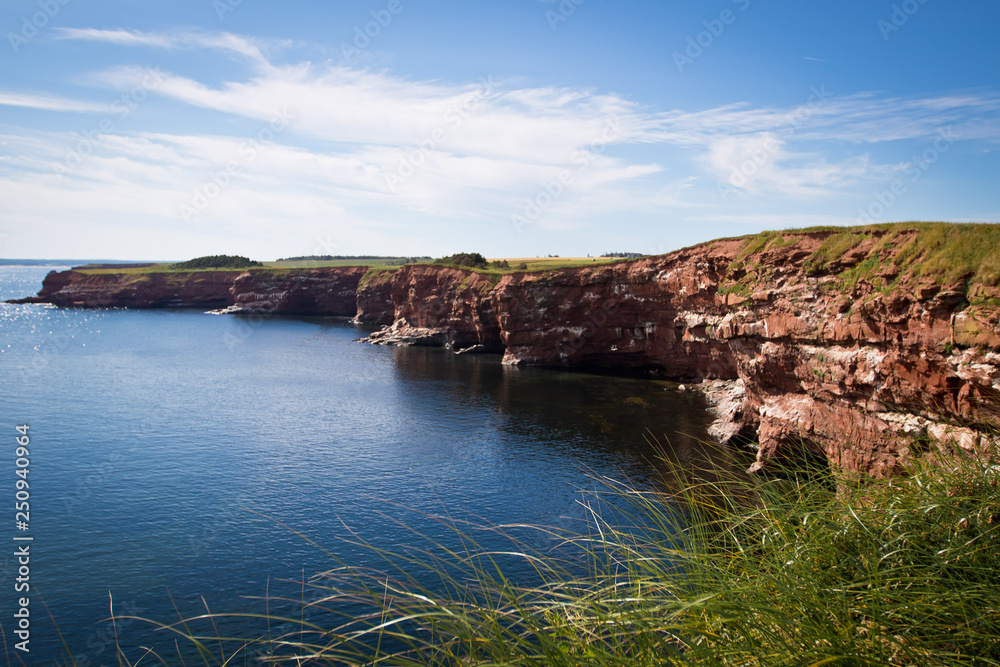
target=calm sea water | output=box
[0,266,716,664]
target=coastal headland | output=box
[11,222,1000,478]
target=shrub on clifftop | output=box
[434,252,489,269]
[171,255,263,269]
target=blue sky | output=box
[1,0,998,261]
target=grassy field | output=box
[71,223,1000,285]
[267,257,420,269]
[718,221,1000,302]
[73,256,623,274]
[490,256,622,271]
[73,260,393,274]
[726,222,1000,285]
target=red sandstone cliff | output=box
[230,267,368,315]
[493,243,740,378]
[8,266,370,315]
[711,229,1000,478]
[354,270,397,325]
[355,265,503,351]
[8,269,241,308]
[355,226,1000,478]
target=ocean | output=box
[0,266,716,664]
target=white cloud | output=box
[702,132,872,199]
[3,28,999,258]
[55,28,278,70]
[0,92,107,113]
[650,91,1000,147]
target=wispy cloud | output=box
[645,92,1000,147]
[0,91,107,113]
[3,28,998,258]
[55,28,280,70]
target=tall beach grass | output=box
[105,449,1000,666]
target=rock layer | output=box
[355,265,503,350]
[493,242,741,378]
[230,267,368,315]
[8,269,241,309]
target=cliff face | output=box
[494,243,741,379]
[709,229,1000,477]
[10,266,371,315]
[354,270,397,325]
[355,226,1000,478]
[10,225,1000,477]
[8,269,240,308]
[356,265,504,351]
[230,267,367,315]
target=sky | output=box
[0,0,998,261]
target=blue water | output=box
[0,266,715,664]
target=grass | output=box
[75,262,377,275]
[106,448,1000,666]
[719,222,1000,301]
[269,258,421,269]
[358,266,402,289]
[795,222,1000,289]
[73,257,620,277]
[493,257,621,271]
[69,223,1000,285]
[73,264,229,275]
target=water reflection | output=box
[384,343,723,484]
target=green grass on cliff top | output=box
[74,255,620,275]
[733,222,1000,288]
[71,222,1000,284]
[74,258,400,274]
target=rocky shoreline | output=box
[10,225,1000,478]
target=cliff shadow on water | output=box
[384,345,725,471]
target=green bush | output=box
[171,255,263,269]
[434,252,489,269]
